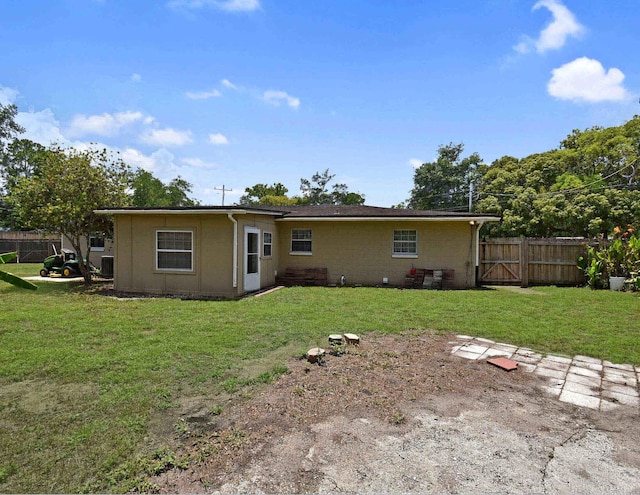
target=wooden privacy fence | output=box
[0,232,61,263]
[479,238,593,287]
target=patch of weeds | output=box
[0,463,17,483]
[145,448,189,474]
[222,427,247,448]
[155,388,174,410]
[102,448,188,493]
[127,478,160,493]
[389,410,406,425]
[210,405,223,416]
[293,386,306,397]
[174,418,190,437]
[221,378,239,393]
[329,341,346,356]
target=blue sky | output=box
[1,0,638,207]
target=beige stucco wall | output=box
[276,220,478,288]
[62,234,114,267]
[112,213,278,298]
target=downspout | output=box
[475,221,484,287]
[227,213,238,289]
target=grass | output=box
[1,264,639,492]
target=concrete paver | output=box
[450,337,640,412]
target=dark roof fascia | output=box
[93,207,287,217]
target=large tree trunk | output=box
[68,235,92,285]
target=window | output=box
[89,233,105,251]
[156,230,193,271]
[263,232,273,257]
[393,230,417,256]
[291,228,312,254]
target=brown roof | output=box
[96,204,500,221]
[252,204,497,219]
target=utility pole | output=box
[468,181,474,213]
[214,185,231,206]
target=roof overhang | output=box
[275,216,501,223]
[93,208,285,216]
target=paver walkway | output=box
[450,335,640,411]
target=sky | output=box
[1,0,638,207]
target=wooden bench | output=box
[276,267,328,286]
[404,268,455,289]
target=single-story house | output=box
[94,205,500,298]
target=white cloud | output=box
[217,0,260,12]
[208,132,229,145]
[408,158,423,169]
[66,111,144,137]
[16,109,68,146]
[514,0,584,54]
[140,127,193,147]
[131,73,142,83]
[548,57,630,103]
[121,147,180,178]
[181,157,218,169]
[186,88,222,99]
[221,78,238,90]
[120,147,155,171]
[263,90,300,109]
[0,85,19,105]
[167,0,260,12]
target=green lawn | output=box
[0,266,639,492]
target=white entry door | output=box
[243,227,261,292]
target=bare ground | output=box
[151,332,640,494]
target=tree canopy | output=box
[407,143,480,211]
[475,116,640,237]
[131,170,199,207]
[10,146,130,283]
[406,117,640,238]
[238,170,365,206]
[238,182,295,206]
[299,169,365,205]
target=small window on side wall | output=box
[263,232,273,257]
[291,228,312,254]
[393,229,417,257]
[90,233,106,251]
[156,230,193,271]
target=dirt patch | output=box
[152,333,640,494]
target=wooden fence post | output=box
[520,238,529,288]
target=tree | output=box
[10,146,131,283]
[299,169,365,205]
[0,103,27,228]
[408,143,481,211]
[1,138,47,194]
[238,182,294,206]
[0,103,24,148]
[131,170,199,207]
[476,116,640,237]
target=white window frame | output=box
[263,232,273,258]
[290,228,312,255]
[392,229,418,258]
[156,230,194,271]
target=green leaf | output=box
[0,269,38,290]
[0,252,18,264]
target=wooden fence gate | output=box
[479,238,592,287]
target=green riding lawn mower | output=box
[40,246,99,278]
